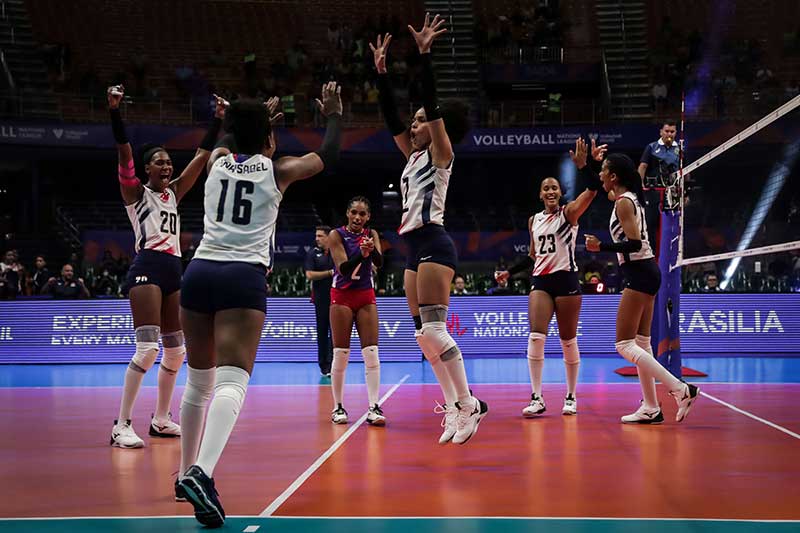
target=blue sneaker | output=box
[177,465,225,528]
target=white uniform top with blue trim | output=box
[398,149,452,235]
[193,153,282,268]
[531,207,578,276]
[125,186,181,257]
[609,191,654,265]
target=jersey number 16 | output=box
[216,179,254,225]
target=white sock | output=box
[440,351,472,408]
[425,347,458,405]
[362,346,380,406]
[155,345,185,421]
[331,348,350,407]
[195,366,250,478]
[635,335,659,409]
[527,332,546,397]
[179,366,215,476]
[561,337,580,397]
[118,366,146,422]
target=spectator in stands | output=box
[702,273,721,293]
[487,278,513,295]
[305,226,335,376]
[94,267,120,297]
[652,80,668,111]
[42,264,90,299]
[0,250,24,299]
[30,255,51,295]
[452,275,471,296]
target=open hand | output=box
[590,138,608,162]
[264,96,284,124]
[315,81,342,117]
[369,33,392,74]
[408,13,448,54]
[569,137,588,169]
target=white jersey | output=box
[531,207,578,276]
[609,191,654,264]
[193,153,282,267]
[398,149,451,234]
[125,186,181,257]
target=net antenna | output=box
[670,94,800,273]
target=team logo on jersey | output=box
[160,192,170,203]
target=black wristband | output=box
[315,114,342,169]
[339,250,363,277]
[376,74,407,136]
[109,108,128,145]
[370,249,383,268]
[599,239,642,253]
[199,117,223,151]
[508,255,535,276]
[419,53,441,121]
[579,165,602,192]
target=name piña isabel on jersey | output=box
[219,159,270,174]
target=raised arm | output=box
[409,13,451,168]
[274,82,342,193]
[371,33,412,159]
[564,138,604,225]
[108,85,142,206]
[170,94,227,204]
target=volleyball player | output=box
[584,154,699,424]
[372,15,485,445]
[176,82,342,527]
[327,196,385,426]
[496,138,606,417]
[108,85,225,448]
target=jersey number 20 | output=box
[216,179,254,225]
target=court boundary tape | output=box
[1,515,798,522]
[699,391,800,440]
[258,374,410,517]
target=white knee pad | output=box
[635,334,654,356]
[182,366,215,408]
[616,339,645,365]
[561,337,580,365]
[362,345,380,369]
[417,322,460,362]
[160,330,186,374]
[214,366,250,416]
[130,325,160,373]
[527,332,546,361]
[332,348,350,371]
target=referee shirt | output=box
[640,138,680,180]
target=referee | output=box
[304,225,335,376]
[638,120,680,188]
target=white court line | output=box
[700,391,800,440]
[243,526,260,532]
[1,515,797,523]
[259,374,410,517]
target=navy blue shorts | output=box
[180,259,268,314]
[621,258,661,296]
[124,250,183,296]
[402,224,458,272]
[530,270,581,298]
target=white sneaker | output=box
[452,397,489,445]
[331,404,348,424]
[150,413,181,438]
[620,404,664,424]
[434,402,457,445]
[671,382,700,422]
[562,395,577,415]
[522,394,546,418]
[366,404,386,426]
[110,419,145,448]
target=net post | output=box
[653,209,683,378]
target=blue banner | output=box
[0,295,797,363]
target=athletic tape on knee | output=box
[527,332,546,361]
[418,321,461,362]
[635,334,654,356]
[161,330,185,348]
[419,304,448,324]
[561,337,580,365]
[130,325,160,372]
[183,366,215,407]
[214,366,250,416]
[616,339,646,365]
[362,345,380,368]
[159,330,186,374]
[332,348,350,372]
